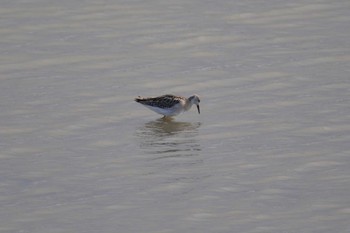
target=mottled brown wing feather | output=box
[135,94,183,108]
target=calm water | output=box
[1,0,350,232]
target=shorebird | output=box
[135,94,200,117]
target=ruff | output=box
[135,94,200,117]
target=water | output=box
[1,0,350,232]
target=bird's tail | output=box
[134,96,143,102]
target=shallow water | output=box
[1,0,350,232]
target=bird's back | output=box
[135,94,184,109]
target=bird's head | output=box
[189,94,200,114]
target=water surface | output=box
[1,0,350,232]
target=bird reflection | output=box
[136,117,201,159]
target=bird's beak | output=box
[197,104,200,114]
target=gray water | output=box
[1,0,350,232]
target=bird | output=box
[135,94,200,117]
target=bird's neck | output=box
[184,101,193,111]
